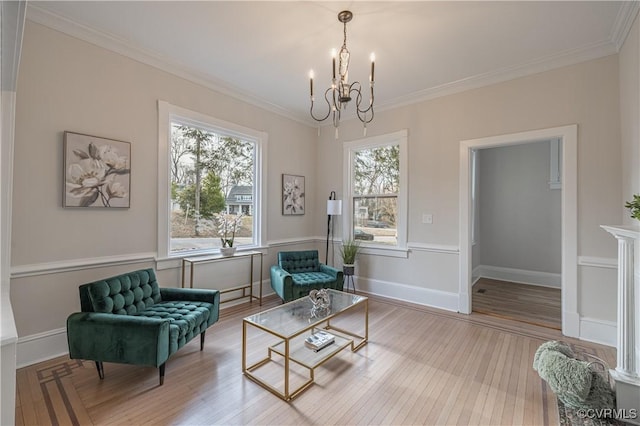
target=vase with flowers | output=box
[214,213,244,256]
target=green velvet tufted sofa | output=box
[66,268,220,385]
[270,250,344,302]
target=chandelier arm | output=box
[349,82,375,117]
[310,87,333,122]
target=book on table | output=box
[305,330,335,351]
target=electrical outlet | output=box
[422,213,433,224]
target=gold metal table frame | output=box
[181,250,263,305]
[242,290,368,401]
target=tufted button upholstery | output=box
[271,250,344,302]
[83,269,161,314]
[77,268,219,358]
[135,301,213,352]
[291,272,336,286]
[278,250,321,273]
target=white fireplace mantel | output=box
[601,224,640,424]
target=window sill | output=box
[156,245,265,270]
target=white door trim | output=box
[459,125,579,338]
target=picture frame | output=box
[282,174,305,215]
[63,131,131,208]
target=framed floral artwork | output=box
[63,131,131,208]
[282,174,305,215]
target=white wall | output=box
[1,2,25,424]
[619,11,639,227]
[477,141,561,284]
[10,21,319,362]
[317,55,621,335]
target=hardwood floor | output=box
[15,293,614,425]
[472,278,562,330]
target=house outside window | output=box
[343,130,408,254]
[158,101,266,259]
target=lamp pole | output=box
[326,191,336,264]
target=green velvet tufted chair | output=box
[270,250,344,302]
[66,268,220,385]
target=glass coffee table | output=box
[242,289,368,401]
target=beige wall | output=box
[620,11,639,226]
[10,18,627,362]
[317,55,621,322]
[11,21,318,340]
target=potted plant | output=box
[340,239,361,276]
[214,213,244,256]
[625,194,640,222]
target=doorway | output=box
[459,125,579,338]
[471,141,562,329]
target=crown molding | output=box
[25,4,315,127]
[26,3,631,129]
[611,0,640,51]
[372,39,618,115]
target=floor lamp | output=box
[326,191,342,265]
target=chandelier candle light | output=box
[309,10,375,139]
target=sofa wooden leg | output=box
[200,330,206,351]
[95,361,104,380]
[159,363,165,386]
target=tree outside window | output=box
[170,123,254,254]
[352,145,400,245]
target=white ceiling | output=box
[28,1,634,125]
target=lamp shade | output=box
[327,199,342,216]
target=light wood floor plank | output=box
[16,293,615,425]
[472,278,561,329]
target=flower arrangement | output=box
[214,213,244,247]
[625,194,640,221]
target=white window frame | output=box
[343,130,408,258]
[157,101,267,263]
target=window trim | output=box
[343,129,408,256]
[157,100,267,262]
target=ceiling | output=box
[28,1,634,125]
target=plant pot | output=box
[220,247,237,257]
[343,264,355,276]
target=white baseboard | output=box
[16,327,68,368]
[579,317,616,347]
[356,276,459,312]
[477,264,561,288]
[14,277,614,367]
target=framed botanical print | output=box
[63,131,131,208]
[282,174,305,215]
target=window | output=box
[158,101,266,259]
[344,130,407,253]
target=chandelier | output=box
[309,10,375,138]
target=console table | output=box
[181,250,263,305]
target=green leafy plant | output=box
[340,239,361,265]
[625,194,640,221]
